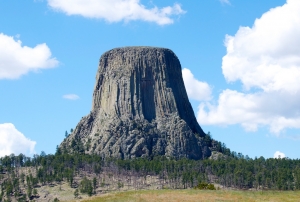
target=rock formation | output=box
[61,47,212,160]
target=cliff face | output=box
[61,47,211,160]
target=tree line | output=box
[1,150,300,200]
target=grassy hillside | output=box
[82,189,300,202]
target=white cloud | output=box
[63,94,80,100]
[182,68,212,101]
[0,123,36,157]
[0,33,58,79]
[197,0,300,134]
[222,0,300,93]
[197,90,300,133]
[47,0,186,25]
[274,151,286,159]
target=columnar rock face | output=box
[61,47,212,160]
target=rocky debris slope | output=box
[61,47,212,160]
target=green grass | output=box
[81,189,300,202]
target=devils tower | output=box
[61,47,212,160]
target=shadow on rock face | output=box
[61,46,211,160]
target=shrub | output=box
[80,177,93,196]
[194,182,216,190]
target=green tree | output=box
[80,177,93,196]
[65,131,68,138]
[93,177,97,193]
[27,186,32,199]
[33,188,38,196]
[55,145,62,155]
[74,189,79,198]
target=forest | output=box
[1,146,300,201]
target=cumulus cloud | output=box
[0,33,58,79]
[182,68,212,101]
[47,0,186,25]
[223,0,300,93]
[274,151,286,159]
[197,90,300,133]
[63,94,80,100]
[0,123,36,157]
[197,0,300,134]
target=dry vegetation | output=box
[81,189,300,202]
[2,166,300,201]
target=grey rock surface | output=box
[61,47,211,160]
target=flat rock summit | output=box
[61,47,213,160]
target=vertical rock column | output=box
[62,47,211,160]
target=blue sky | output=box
[1,0,299,159]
